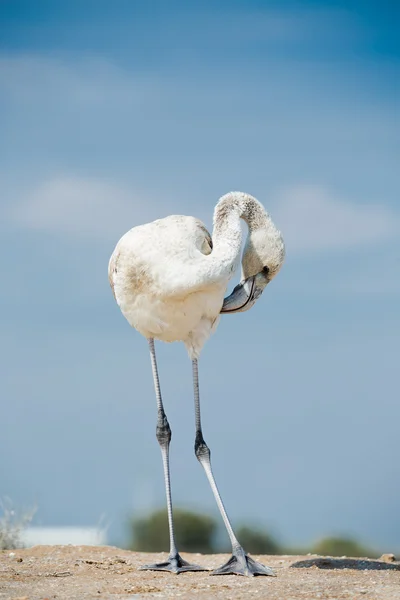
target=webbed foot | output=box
[139,552,208,574]
[211,546,276,577]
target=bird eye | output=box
[262,266,269,274]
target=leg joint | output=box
[195,430,210,461]
[156,412,171,446]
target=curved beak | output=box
[220,272,270,314]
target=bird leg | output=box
[192,358,276,577]
[139,339,207,574]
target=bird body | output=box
[109,214,229,357]
[109,192,284,358]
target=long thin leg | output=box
[139,339,206,574]
[192,358,275,577]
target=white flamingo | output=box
[108,191,285,576]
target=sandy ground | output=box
[1,545,399,600]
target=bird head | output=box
[221,215,285,314]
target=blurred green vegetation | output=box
[312,536,376,558]
[131,508,216,553]
[129,507,381,558]
[236,525,280,555]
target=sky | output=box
[0,0,399,552]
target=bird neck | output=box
[210,192,267,279]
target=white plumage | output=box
[109,191,285,358]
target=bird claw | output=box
[139,552,208,574]
[211,547,276,577]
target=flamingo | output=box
[108,191,285,576]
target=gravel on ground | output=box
[1,545,399,600]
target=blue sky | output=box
[1,0,399,551]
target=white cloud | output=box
[273,185,399,254]
[7,179,400,262]
[8,176,162,240]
